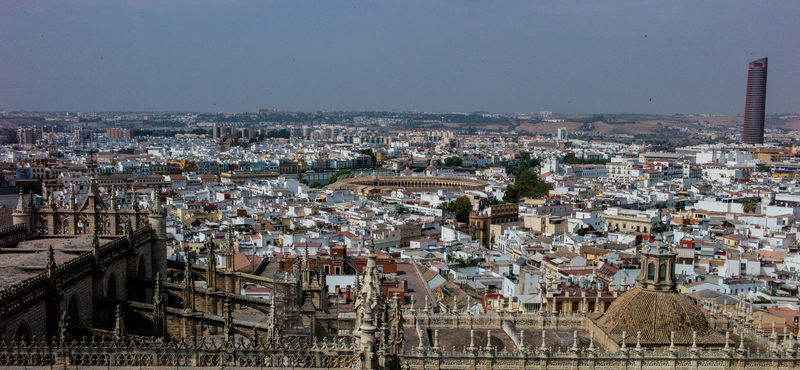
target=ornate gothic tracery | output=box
[13,177,152,237]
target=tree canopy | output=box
[503,169,553,203]
[500,151,540,176]
[359,149,376,165]
[327,169,351,185]
[443,156,463,167]
[561,157,610,165]
[440,196,474,223]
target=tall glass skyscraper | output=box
[742,58,768,144]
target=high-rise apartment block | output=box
[557,127,567,141]
[742,58,768,144]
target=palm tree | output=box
[742,198,759,213]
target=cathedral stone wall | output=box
[4,301,47,341]
[60,276,94,328]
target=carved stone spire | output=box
[223,297,234,344]
[153,272,166,339]
[149,189,165,216]
[250,327,260,346]
[14,188,26,214]
[47,186,57,210]
[27,190,35,210]
[125,219,133,237]
[109,185,116,211]
[225,228,235,272]
[267,294,277,343]
[302,241,310,271]
[46,244,56,284]
[91,227,100,265]
[69,183,76,210]
[570,330,579,353]
[360,302,377,368]
[130,186,139,212]
[468,330,476,352]
[206,237,217,291]
[183,259,195,312]
[58,310,72,344]
[113,304,125,341]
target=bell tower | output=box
[635,234,678,291]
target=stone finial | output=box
[46,244,56,283]
[250,327,260,345]
[124,220,133,243]
[223,297,234,344]
[113,304,125,341]
[588,331,595,353]
[519,330,526,352]
[58,311,71,343]
[540,330,547,352]
[620,331,627,351]
[738,330,746,354]
[424,296,429,314]
[669,331,675,350]
[69,183,76,209]
[154,272,163,305]
[635,331,642,351]
[433,329,439,351]
[570,330,579,353]
[468,330,476,352]
[14,188,25,214]
[92,227,100,264]
[724,331,730,351]
[484,330,492,352]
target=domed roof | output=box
[593,287,726,347]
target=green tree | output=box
[327,169,351,185]
[308,181,324,189]
[17,181,42,196]
[503,169,553,203]
[742,198,760,213]
[441,196,474,223]
[448,253,478,267]
[359,149,376,165]
[264,129,291,139]
[443,156,463,167]
[562,157,610,165]
[757,166,772,173]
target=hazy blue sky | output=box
[1,1,798,114]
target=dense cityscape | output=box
[1,87,800,368]
[2,2,799,369]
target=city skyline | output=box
[1,2,798,114]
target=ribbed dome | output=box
[594,287,726,346]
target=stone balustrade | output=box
[403,311,587,330]
[0,335,361,368]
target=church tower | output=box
[12,189,30,231]
[148,190,168,278]
[635,234,678,291]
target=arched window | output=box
[106,274,117,330]
[67,294,80,327]
[647,263,655,280]
[138,257,146,279]
[658,264,667,283]
[14,322,32,344]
